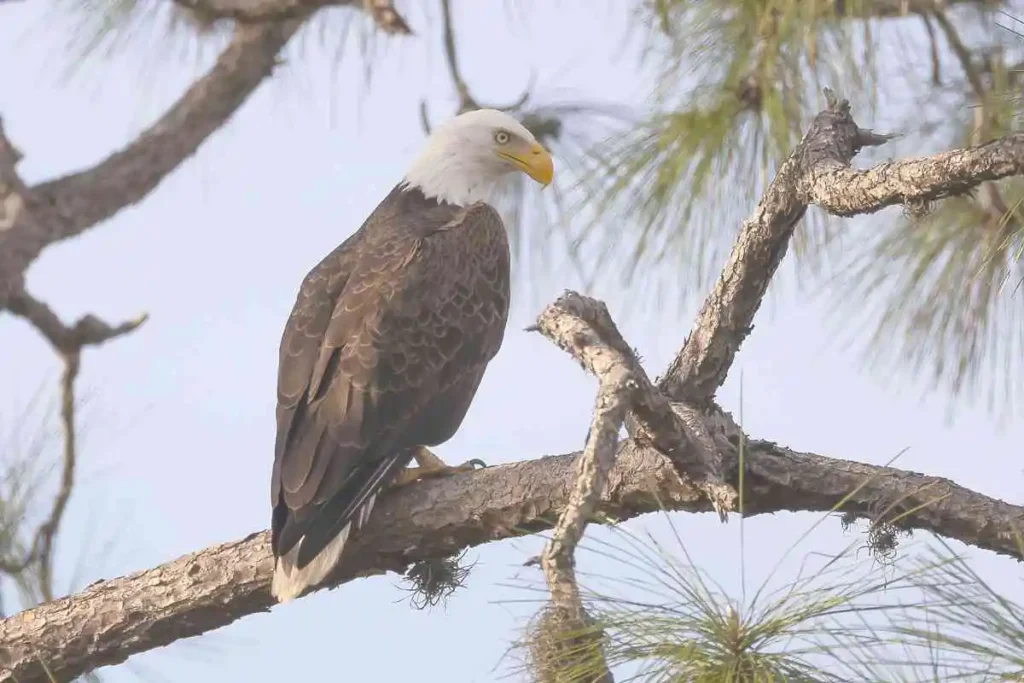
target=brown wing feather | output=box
[271,191,510,568]
[270,231,363,508]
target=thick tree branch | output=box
[1,429,1021,683]
[531,293,735,516]
[172,0,412,33]
[659,91,1024,405]
[0,21,300,306]
[659,90,892,403]
[800,133,1024,215]
[31,22,297,249]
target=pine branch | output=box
[171,0,412,33]
[7,291,146,355]
[1,289,145,590]
[0,21,299,307]
[530,293,735,517]
[419,0,531,133]
[1,425,1022,683]
[657,90,1024,404]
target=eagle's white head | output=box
[402,108,554,206]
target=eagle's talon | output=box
[467,458,487,469]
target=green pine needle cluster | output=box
[508,517,1024,682]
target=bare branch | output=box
[654,89,1024,402]
[798,133,1024,214]
[439,0,476,113]
[660,91,892,403]
[0,424,1021,683]
[7,290,146,355]
[36,353,80,601]
[171,0,412,33]
[674,88,1009,410]
[0,290,144,584]
[419,0,531,130]
[531,292,735,517]
[0,21,301,306]
[534,294,632,682]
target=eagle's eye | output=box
[494,130,511,145]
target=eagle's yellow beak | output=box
[499,141,554,187]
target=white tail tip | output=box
[271,523,351,603]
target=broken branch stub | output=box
[533,291,736,519]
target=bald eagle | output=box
[270,109,554,602]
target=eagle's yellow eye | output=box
[494,130,510,145]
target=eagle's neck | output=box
[400,148,501,207]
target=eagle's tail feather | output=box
[271,523,350,603]
[271,492,379,603]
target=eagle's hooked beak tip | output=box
[501,142,553,188]
[528,143,554,188]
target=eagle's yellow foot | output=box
[391,446,486,488]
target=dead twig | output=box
[532,292,736,519]
[0,289,145,592]
[419,0,532,132]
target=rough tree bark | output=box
[1,422,1021,681]
[532,294,641,683]
[173,0,412,30]
[1,89,1024,683]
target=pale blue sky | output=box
[2,2,1023,681]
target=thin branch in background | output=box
[439,0,474,112]
[921,13,942,86]
[1,289,145,602]
[932,8,1020,227]
[36,353,80,601]
[7,291,147,355]
[420,0,531,129]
